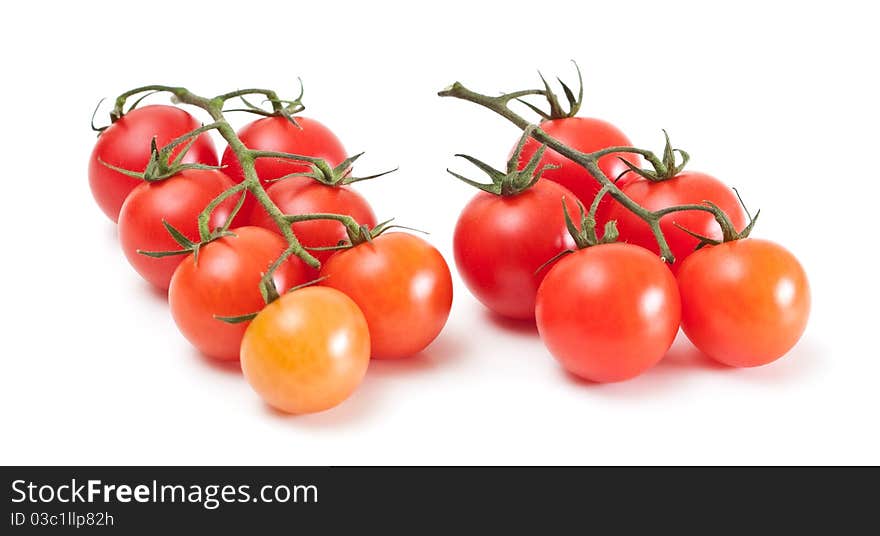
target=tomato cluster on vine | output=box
[443,65,810,382]
[89,87,452,414]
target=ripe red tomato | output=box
[453,180,579,320]
[241,286,370,414]
[248,177,376,270]
[319,233,453,359]
[605,171,747,271]
[118,169,238,290]
[221,116,346,187]
[536,243,681,382]
[515,118,639,212]
[168,226,311,361]
[89,105,218,222]
[676,238,810,367]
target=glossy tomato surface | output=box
[221,116,346,186]
[249,176,376,269]
[677,238,810,367]
[515,117,639,214]
[118,169,237,290]
[89,105,218,222]
[605,171,747,271]
[168,226,310,361]
[320,233,453,359]
[453,180,578,319]
[241,286,370,414]
[536,243,681,382]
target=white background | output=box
[2,0,877,465]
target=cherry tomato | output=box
[453,180,579,320]
[168,226,311,361]
[515,118,639,213]
[676,238,810,367]
[319,233,453,359]
[118,169,238,290]
[536,243,681,382]
[248,177,376,270]
[221,115,346,188]
[89,105,218,222]
[604,171,747,272]
[241,286,370,414]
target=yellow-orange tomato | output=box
[241,286,370,414]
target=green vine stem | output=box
[438,82,741,263]
[107,85,342,273]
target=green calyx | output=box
[515,61,583,121]
[99,124,225,183]
[447,126,557,196]
[287,215,422,252]
[563,197,619,250]
[618,130,690,182]
[221,80,306,128]
[267,152,398,187]
[674,190,760,249]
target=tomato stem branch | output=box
[438,81,738,263]
[111,85,321,270]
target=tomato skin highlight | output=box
[515,117,639,214]
[241,286,370,414]
[319,233,453,360]
[168,226,311,361]
[605,171,747,271]
[453,180,579,320]
[118,169,237,290]
[676,238,810,367]
[89,105,218,222]
[248,177,376,271]
[535,244,681,382]
[221,116,346,217]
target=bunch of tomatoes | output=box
[89,94,452,414]
[89,69,810,415]
[447,70,810,382]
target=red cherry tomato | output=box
[248,177,376,270]
[89,105,218,222]
[677,238,810,367]
[168,226,311,361]
[515,118,639,213]
[536,243,681,382]
[241,286,370,414]
[604,171,747,272]
[453,180,579,320]
[118,169,238,290]
[319,233,453,359]
[221,115,346,189]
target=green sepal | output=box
[214,312,258,324]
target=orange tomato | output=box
[677,238,810,367]
[320,233,453,359]
[241,286,370,414]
